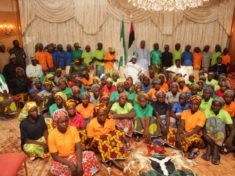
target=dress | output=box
[87,118,126,162]
[111,102,134,137]
[48,126,100,176]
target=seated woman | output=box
[58,78,73,98]
[0,73,18,117]
[158,74,169,92]
[167,95,206,158]
[20,102,49,160]
[134,92,154,142]
[49,92,67,117]
[171,92,190,127]
[203,98,233,165]
[102,77,116,95]
[128,82,142,104]
[165,82,180,105]
[48,109,100,176]
[110,93,136,137]
[223,89,235,121]
[177,77,190,93]
[29,78,44,94]
[76,92,94,125]
[70,85,81,105]
[90,84,101,107]
[110,82,128,103]
[38,80,53,111]
[190,84,199,96]
[141,76,152,93]
[152,91,172,138]
[12,67,30,107]
[87,105,127,172]
[147,78,164,101]
[199,86,214,113]
[215,81,229,97]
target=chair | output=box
[0,152,28,176]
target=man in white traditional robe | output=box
[26,57,43,79]
[124,55,144,83]
[135,40,150,70]
[166,58,190,80]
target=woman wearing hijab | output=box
[76,92,94,125]
[87,104,127,172]
[20,102,49,160]
[49,92,67,117]
[203,98,233,164]
[110,93,136,137]
[90,84,101,107]
[48,109,100,176]
[167,95,206,158]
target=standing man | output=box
[150,43,161,68]
[53,44,66,69]
[93,42,105,77]
[135,40,150,70]
[9,40,26,69]
[0,43,10,72]
[172,43,182,65]
[72,42,83,61]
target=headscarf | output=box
[55,92,67,101]
[224,89,235,97]
[101,92,109,101]
[119,92,128,99]
[190,84,199,90]
[71,85,80,92]
[52,109,68,128]
[65,99,76,108]
[189,95,202,104]
[117,82,124,87]
[180,92,191,100]
[156,91,165,97]
[91,84,101,92]
[203,86,214,95]
[106,77,113,83]
[220,81,229,88]
[45,73,54,80]
[136,91,149,103]
[33,78,41,85]
[170,82,179,89]
[93,76,100,83]
[213,97,225,106]
[177,77,185,83]
[152,78,161,85]
[80,91,90,99]
[44,80,54,86]
[18,101,37,121]
[95,103,107,113]
[58,77,67,85]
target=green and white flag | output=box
[119,20,127,68]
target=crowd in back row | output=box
[0,39,234,176]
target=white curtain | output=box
[18,0,235,58]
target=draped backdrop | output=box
[18,0,235,59]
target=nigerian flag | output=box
[119,21,127,68]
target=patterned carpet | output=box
[0,117,235,176]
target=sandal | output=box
[201,153,211,161]
[211,155,220,165]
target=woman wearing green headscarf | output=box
[49,92,67,117]
[20,101,49,160]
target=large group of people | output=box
[0,39,234,175]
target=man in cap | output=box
[2,54,19,91]
[123,55,143,83]
[26,57,43,79]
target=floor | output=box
[0,117,235,176]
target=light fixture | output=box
[0,23,14,35]
[128,0,209,11]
